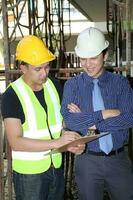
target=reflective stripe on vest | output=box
[11,77,62,174]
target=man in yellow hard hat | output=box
[1,35,84,200]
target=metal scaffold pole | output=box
[2,0,10,86]
[0,110,4,200]
[126,0,131,74]
[106,0,132,76]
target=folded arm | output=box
[61,77,133,134]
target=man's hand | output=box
[67,103,81,113]
[102,109,121,120]
[67,144,85,155]
[58,130,85,154]
[89,125,96,130]
[57,130,81,148]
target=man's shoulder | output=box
[48,77,62,89]
[105,71,130,92]
[65,73,83,85]
[49,77,61,86]
[2,85,15,97]
[2,85,18,103]
[106,71,127,82]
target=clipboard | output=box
[51,132,108,153]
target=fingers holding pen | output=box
[58,130,81,146]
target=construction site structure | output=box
[0,0,133,199]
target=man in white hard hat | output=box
[1,35,85,200]
[61,27,133,200]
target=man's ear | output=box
[20,64,27,74]
[103,51,109,62]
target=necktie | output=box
[92,79,113,154]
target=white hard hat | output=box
[75,27,109,58]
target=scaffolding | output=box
[1,0,73,82]
[106,0,132,75]
[0,0,133,199]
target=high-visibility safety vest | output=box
[10,77,62,174]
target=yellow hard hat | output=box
[16,35,56,66]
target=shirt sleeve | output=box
[61,78,103,135]
[96,77,133,131]
[1,86,24,122]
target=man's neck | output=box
[21,75,43,91]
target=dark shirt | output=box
[61,71,133,152]
[1,77,63,124]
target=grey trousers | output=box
[74,151,133,200]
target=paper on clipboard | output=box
[51,132,108,154]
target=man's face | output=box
[21,62,50,90]
[80,52,108,78]
[30,62,50,84]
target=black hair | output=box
[102,48,108,56]
[19,61,29,66]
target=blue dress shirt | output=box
[61,71,133,152]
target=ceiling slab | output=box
[69,0,107,22]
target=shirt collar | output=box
[83,70,108,85]
[83,72,93,83]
